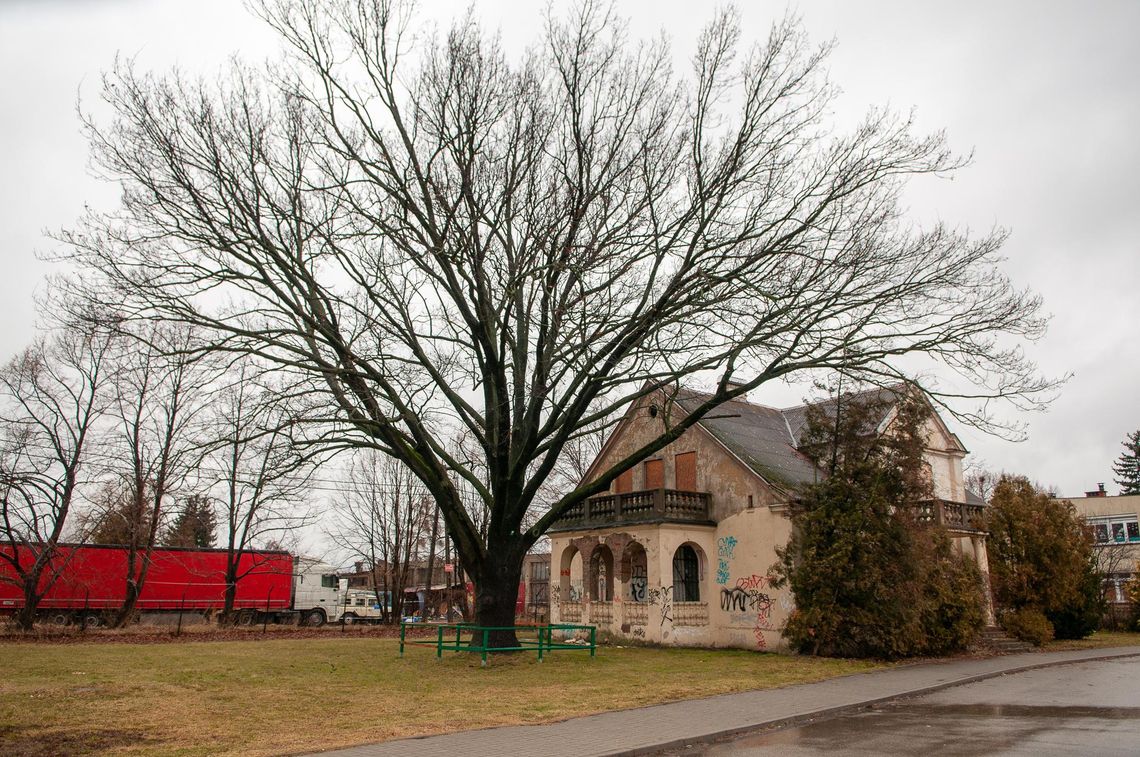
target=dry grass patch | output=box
[1,637,883,756]
[1043,630,1140,652]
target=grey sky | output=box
[1,0,1137,499]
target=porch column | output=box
[971,534,996,626]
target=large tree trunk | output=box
[16,579,41,631]
[473,549,523,649]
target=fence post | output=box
[436,623,444,660]
[176,591,187,637]
[481,628,489,667]
[399,622,406,656]
[262,588,272,633]
[537,626,545,663]
[589,625,596,658]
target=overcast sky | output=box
[1,0,1138,502]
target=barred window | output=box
[672,545,700,602]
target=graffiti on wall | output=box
[646,585,674,626]
[717,570,779,650]
[715,536,737,585]
[735,573,768,591]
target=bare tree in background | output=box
[0,324,113,629]
[207,369,317,621]
[96,325,209,627]
[65,1,1059,643]
[326,449,431,622]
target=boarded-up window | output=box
[644,459,664,489]
[675,451,697,491]
[614,468,634,493]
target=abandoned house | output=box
[548,385,991,650]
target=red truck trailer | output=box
[0,543,303,626]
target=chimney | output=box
[1084,483,1107,498]
[354,561,363,573]
[724,378,752,400]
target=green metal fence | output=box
[399,621,596,666]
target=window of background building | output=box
[1088,515,1140,544]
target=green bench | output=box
[399,621,597,665]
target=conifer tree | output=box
[1112,430,1140,495]
[162,495,218,549]
[773,384,985,658]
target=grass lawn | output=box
[1,637,883,756]
[1043,629,1140,651]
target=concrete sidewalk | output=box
[315,645,1140,757]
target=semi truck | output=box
[0,543,345,626]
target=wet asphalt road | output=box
[671,657,1140,756]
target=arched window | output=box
[559,545,583,602]
[672,545,700,602]
[624,543,648,602]
[589,546,614,601]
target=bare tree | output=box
[0,324,113,629]
[64,1,1058,643]
[94,324,211,626]
[206,369,317,620]
[325,449,432,622]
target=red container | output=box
[0,543,294,614]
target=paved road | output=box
[315,646,1140,757]
[678,657,1140,756]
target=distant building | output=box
[341,559,467,618]
[521,551,551,623]
[549,384,992,650]
[1057,486,1140,609]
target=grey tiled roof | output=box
[671,385,905,493]
[780,385,903,445]
[671,389,822,492]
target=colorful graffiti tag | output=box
[715,536,737,585]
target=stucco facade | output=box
[549,386,990,651]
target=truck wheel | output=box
[303,609,325,627]
[342,613,358,625]
[47,612,70,626]
[237,609,257,626]
[82,614,102,628]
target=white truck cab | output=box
[293,556,346,626]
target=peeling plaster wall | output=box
[709,508,795,651]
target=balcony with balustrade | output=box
[916,499,987,534]
[549,488,714,532]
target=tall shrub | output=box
[986,475,1101,642]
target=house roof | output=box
[780,385,904,445]
[671,384,953,493]
[671,388,823,491]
